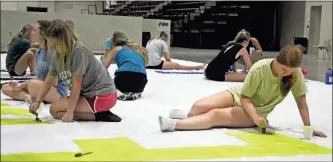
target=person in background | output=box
[65,20,74,30]
[101,36,112,63]
[2,20,68,104]
[232,36,263,72]
[6,24,39,77]
[103,31,148,101]
[204,29,253,82]
[146,31,205,70]
[29,19,121,123]
[158,46,327,139]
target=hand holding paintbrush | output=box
[253,115,268,134]
[29,101,43,122]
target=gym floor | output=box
[0,50,332,161]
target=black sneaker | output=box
[94,111,121,122]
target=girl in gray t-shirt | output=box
[29,19,121,123]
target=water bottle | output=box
[325,68,332,85]
[228,65,233,72]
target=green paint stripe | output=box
[1,108,30,116]
[1,131,331,161]
[1,103,11,107]
[1,118,52,125]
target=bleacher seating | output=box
[114,1,164,17]
[102,1,280,50]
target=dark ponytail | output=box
[276,45,303,97]
[281,74,294,96]
[7,24,33,47]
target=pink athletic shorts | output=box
[84,93,117,113]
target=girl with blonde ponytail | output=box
[30,19,121,123]
[103,31,148,101]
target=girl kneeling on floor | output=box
[29,19,121,122]
[159,45,326,138]
[103,31,148,101]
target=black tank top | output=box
[206,43,243,75]
[246,40,254,53]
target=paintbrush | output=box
[74,152,93,157]
[35,101,43,122]
[262,128,266,134]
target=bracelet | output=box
[34,101,41,104]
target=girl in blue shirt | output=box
[103,31,148,101]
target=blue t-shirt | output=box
[114,47,146,74]
[35,48,68,98]
[104,37,112,50]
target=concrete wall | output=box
[142,19,171,48]
[280,2,306,48]
[279,1,332,54]
[1,10,143,51]
[1,1,104,14]
[303,1,332,51]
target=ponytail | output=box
[7,24,33,47]
[280,74,295,96]
[125,41,149,65]
[223,40,236,48]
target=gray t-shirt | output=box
[146,39,169,66]
[48,42,116,97]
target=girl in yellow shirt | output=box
[159,45,326,138]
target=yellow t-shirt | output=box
[228,58,308,118]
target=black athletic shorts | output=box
[6,64,26,76]
[204,68,227,81]
[114,71,148,93]
[146,61,164,69]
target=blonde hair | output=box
[112,31,149,65]
[224,29,251,47]
[7,24,33,47]
[45,19,79,68]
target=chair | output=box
[314,39,331,60]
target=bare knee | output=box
[25,51,35,59]
[1,84,11,96]
[27,80,42,96]
[205,109,223,125]
[49,103,63,119]
[188,100,205,117]
[174,63,181,69]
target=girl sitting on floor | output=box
[204,29,253,82]
[159,45,326,138]
[146,31,205,70]
[6,24,39,77]
[2,20,68,104]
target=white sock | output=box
[169,109,188,119]
[158,116,176,132]
[25,97,33,104]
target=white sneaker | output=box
[158,116,176,132]
[169,109,188,119]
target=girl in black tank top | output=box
[205,43,243,81]
[204,29,254,82]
